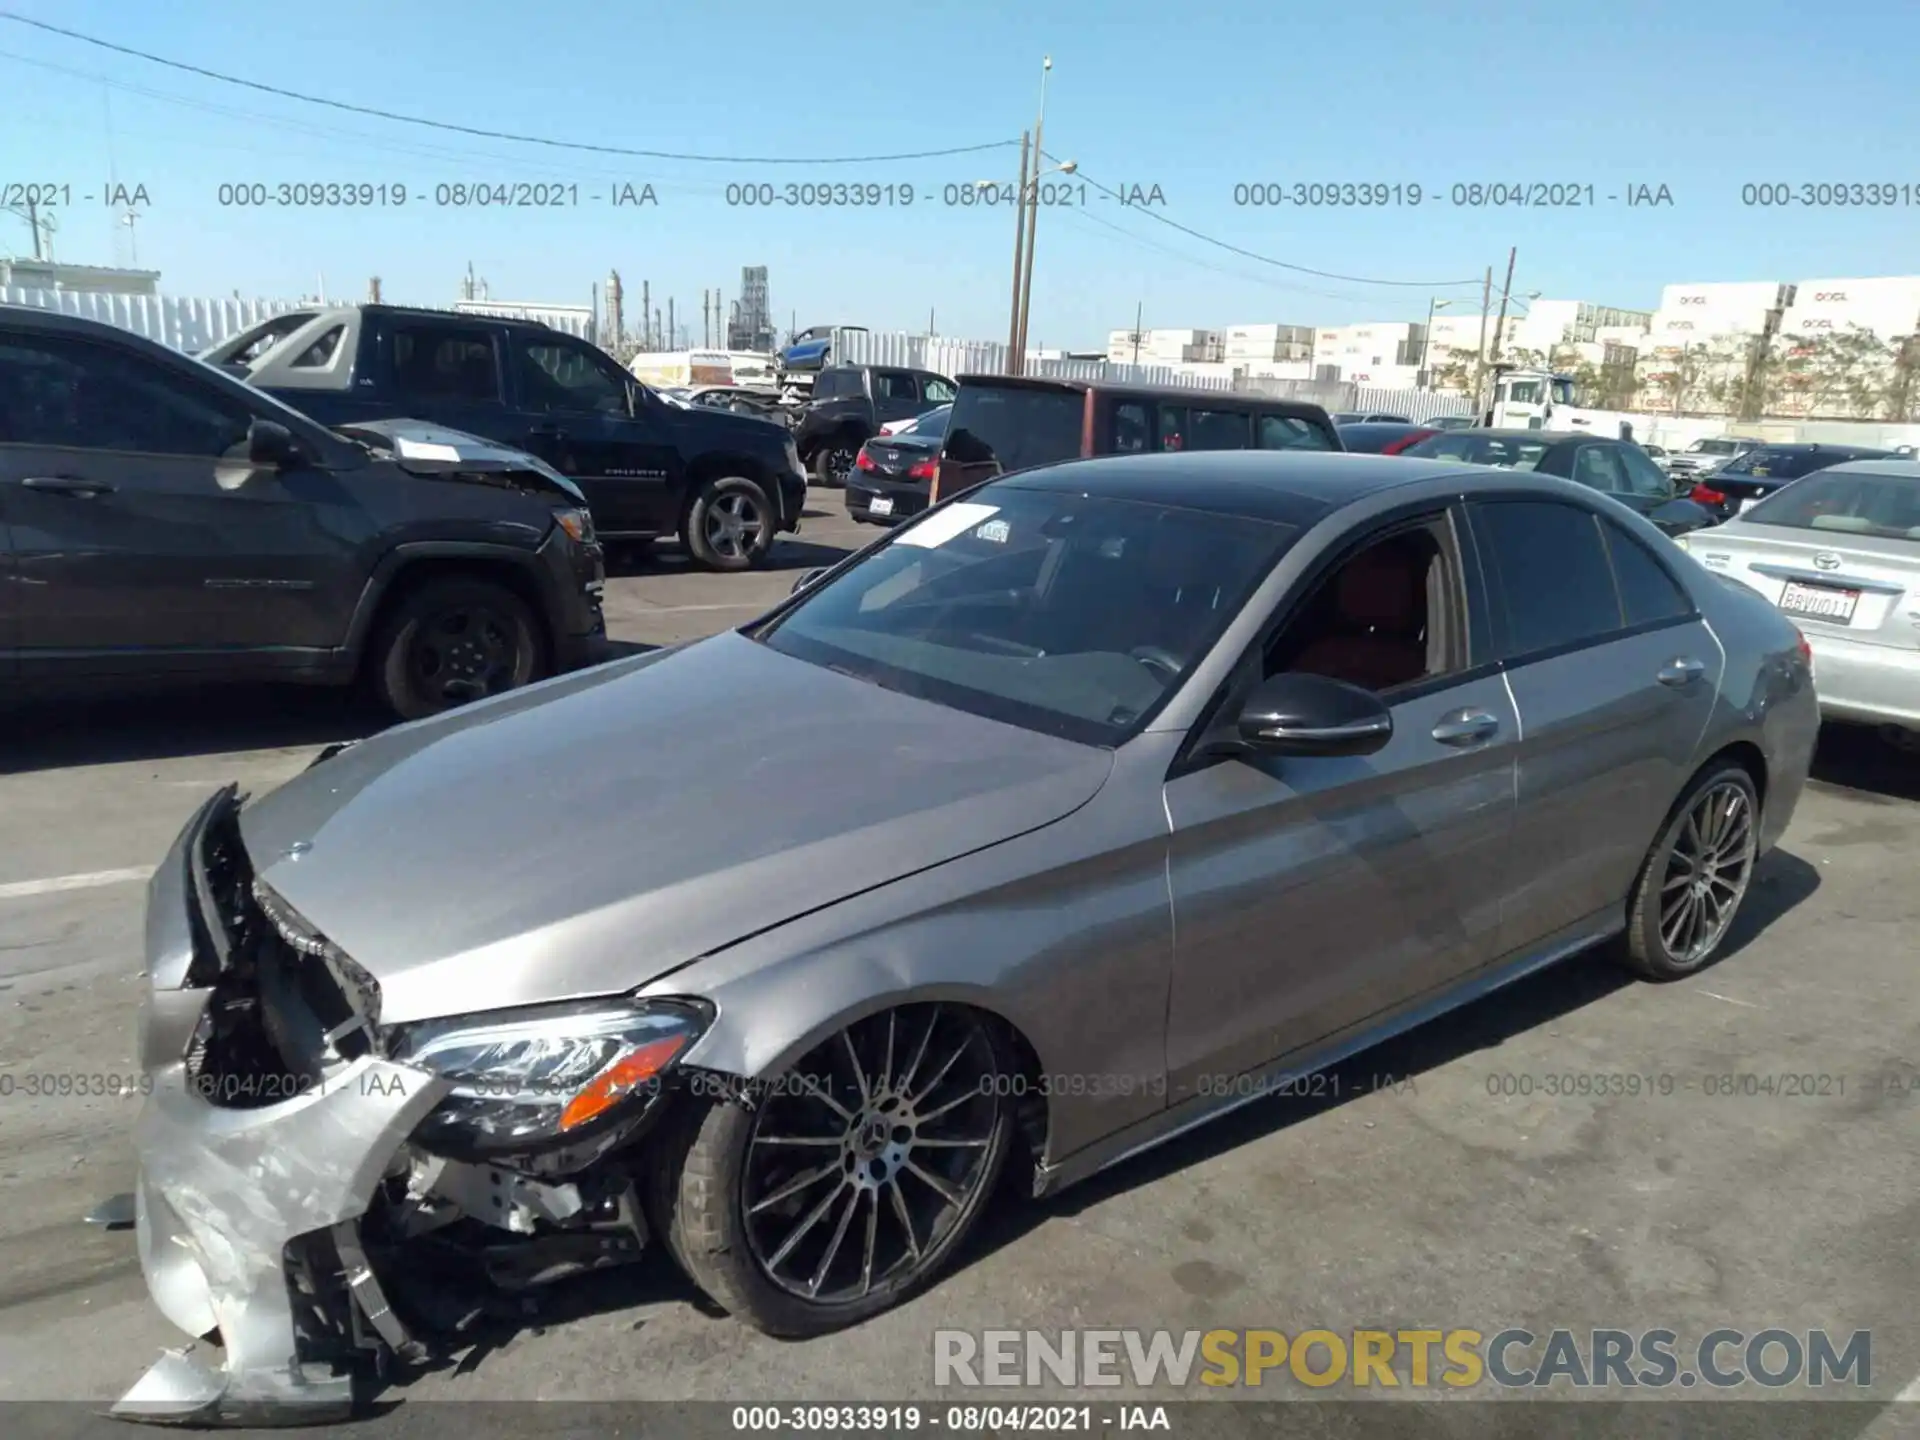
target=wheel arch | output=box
[344,543,558,674]
[677,451,779,532]
[678,982,1053,1175]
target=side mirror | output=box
[1236,672,1393,757]
[246,418,300,469]
[791,567,828,595]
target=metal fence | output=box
[829,328,1476,421]
[1,287,596,351]
[0,287,315,353]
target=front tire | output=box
[370,577,543,722]
[683,475,775,572]
[653,1004,1013,1336]
[1617,762,1760,980]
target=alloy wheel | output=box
[1658,779,1757,966]
[408,605,521,705]
[741,1006,1000,1305]
[703,492,764,563]
[827,446,856,484]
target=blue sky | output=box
[3,0,1917,348]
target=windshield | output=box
[1506,381,1544,405]
[754,484,1297,745]
[1402,432,1552,470]
[943,385,1084,474]
[1714,449,1855,481]
[1743,470,1920,540]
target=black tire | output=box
[650,1005,1014,1336]
[1616,761,1761,981]
[369,577,543,722]
[811,439,858,489]
[683,475,776,573]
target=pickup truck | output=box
[203,304,809,571]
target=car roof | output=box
[955,373,1329,417]
[989,449,1483,527]
[1415,427,1581,442]
[1737,442,1896,456]
[1807,459,1920,478]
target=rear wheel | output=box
[1617,762,1760,980]
[653,1004,1013,1336]
[812,440,857,488]
[683,476,775,572]
[370,577,543,721]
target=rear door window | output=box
[873,370,920,404]
[1473,500,1624,658]
[1188,409,1251,450]
[1601,519,1693,626]
[1571,444,1632,495]
[390,325,502,404]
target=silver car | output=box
[112,452,1819,1423]
[1675,459,1920,745]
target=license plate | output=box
[1777,580,1859,622]
[869,496,894,516]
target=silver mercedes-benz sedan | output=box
[1675,459,1920,747]
[113,451,1819,1422]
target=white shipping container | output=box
[1659,281,1790,313]
[1244,360,1314,380]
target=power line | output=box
[1057,156,1483,290]
[0,12,1019,166]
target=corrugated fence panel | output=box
[1350,386,1477,424]
[1,287,315,351]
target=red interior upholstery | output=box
[1289,542,1430,692]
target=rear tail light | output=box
[855,448,876,472]
[1690,484,1726,506]
[1382,429,1437,455]
[908,458,936,481]
[1794,628,1813,668]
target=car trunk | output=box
[1690,525,1920,651]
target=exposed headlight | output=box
[386,998,707,1156]
[553,506,596,544]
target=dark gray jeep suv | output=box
[0,307,608,719]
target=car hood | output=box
[666,399,789,444]
[334,419,587,503]
[240,633,1112,1025]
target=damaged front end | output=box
[116,784,703,1425]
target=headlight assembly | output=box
[387,998,708,1157]
[553,506,596,544]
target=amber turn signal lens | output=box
[559,1034,690,1131]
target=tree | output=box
[1430,347,1479,395]
[1883,335,1920,421]
[1775,326,1896,419]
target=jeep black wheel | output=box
[371,577,543,721]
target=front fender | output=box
[637,757,1177,1167]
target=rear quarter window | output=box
[943,385,1085,473]
[1258,414,1335,450]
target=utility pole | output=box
[1488,246,1518,365]
[1132,299,1143,365]
[1014,59,1053,371]
[640,280,651,348]
[1473,265,1494,420]
[1006,130,1031,373]
[668,298,676,351]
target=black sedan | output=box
[845,404,951,525]
[1399,429,1715,536]
[1684,443,1897,522]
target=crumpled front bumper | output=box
[115,789,449,1425]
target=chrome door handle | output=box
[21,475,115,496]
[1431,709,1500,746]
[1657,656,1705,687]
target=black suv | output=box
[792,364,956,487]
[203,305,808,571]
[0,307,608,719]
[1684,442,1898,522]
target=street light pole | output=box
[1006,130,1030,373]
[1014,56,1052,369]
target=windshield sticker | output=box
[896,502,1002,549]
[976,519,1011,544]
